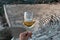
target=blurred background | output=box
[0,0,60,27]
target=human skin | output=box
[19,31,32,40]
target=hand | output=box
[19,31,32,40]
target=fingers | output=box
[27,31,32,38]
[19,31,32,40]
[19,31,32,38]
[20,31,28,37]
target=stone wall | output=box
[4,4,60,27]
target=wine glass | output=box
[23,11,36,40]
[23,11,35,30]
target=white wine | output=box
[24,21,35,27]
[24,12,35,27]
